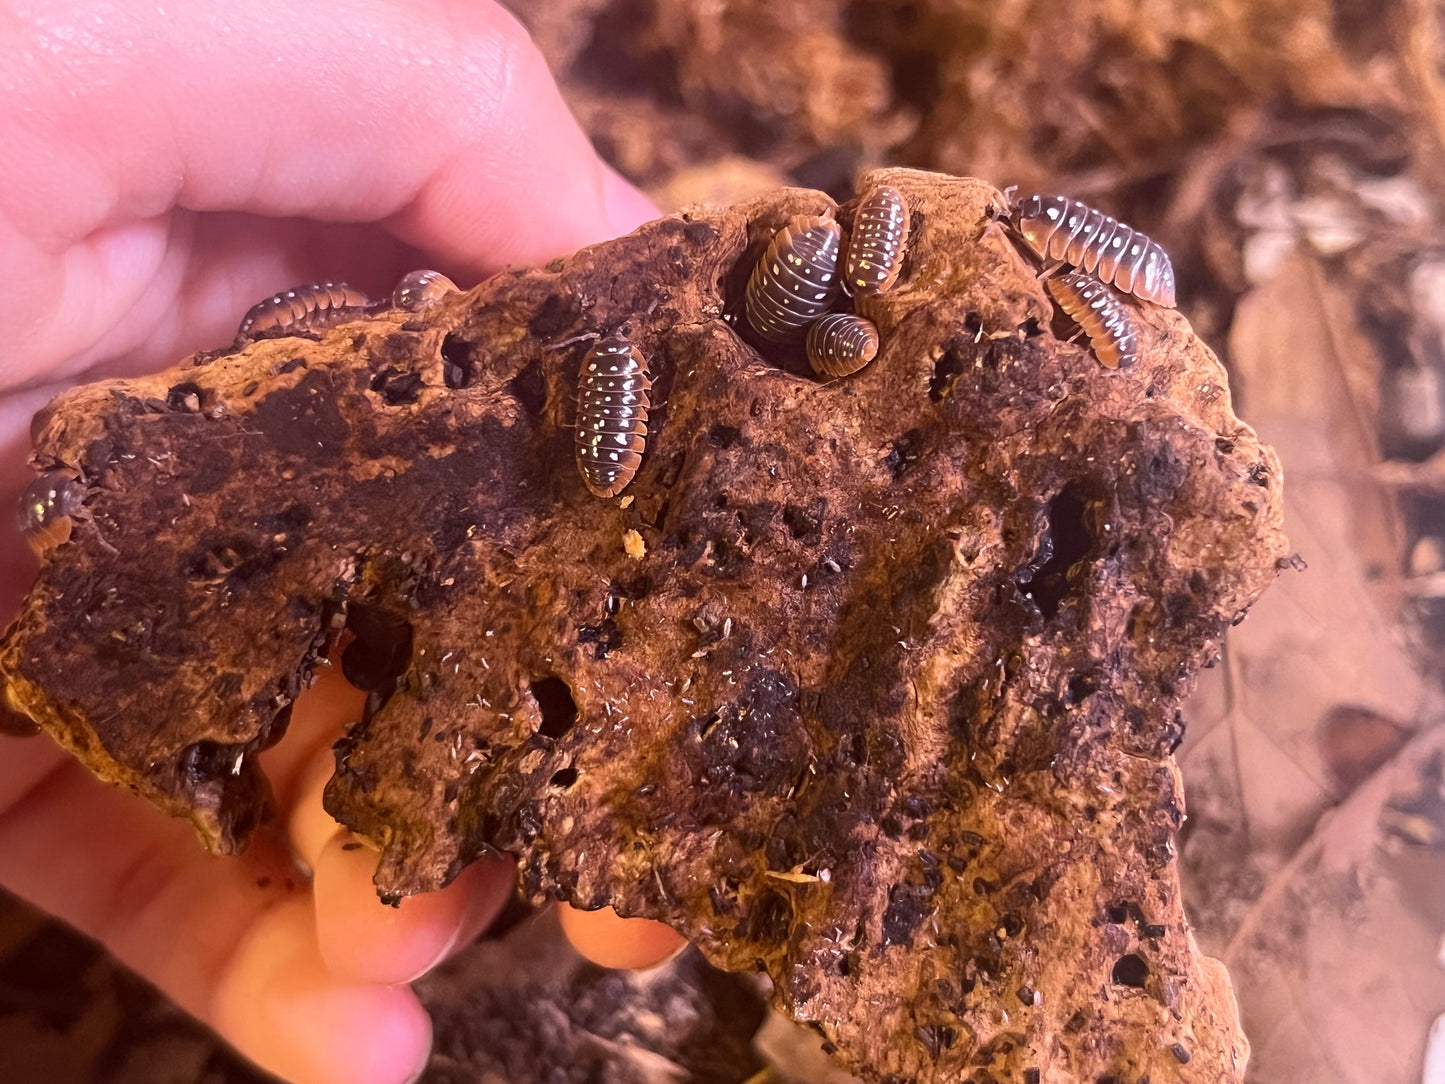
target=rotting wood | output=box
[1,169,1284,1084]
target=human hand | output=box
[0,3,683,1081]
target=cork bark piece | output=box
[1,170,1283,1083]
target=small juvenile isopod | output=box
[392,270,459,312]
[844,185,910,297]
[744,213,844,343]
[17,471,86,557]
[1046,271,1140,369]
[576,334,652,498]
[806,313,880,379]
[1002,192,1176,308]
[234,282,371,345]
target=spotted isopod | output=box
[1003,192,1176,308]
[234,282,372,345]
[806,313,880,379]
[17,471,85,557]
[744,213,844,343]
[844,185,910,297]
[576,334,652,498]
[1046,271,1140,370]
[392,270,458,312]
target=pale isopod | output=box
[235,282,371,345]
[844,185,909,297]
[744,213,843,343]
[1004,192,1176,308]
[17,471,85,557]
[393,270,458,311]
[806,313,880,379]
[576,334,652,498]
[1046,271,1140,369]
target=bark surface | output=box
[1,170,1285,1083]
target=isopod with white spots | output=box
[576,334,653,498]
[806,313,880,379]
[1046,271,1140,369]
[234,282,372,345]
[1001,192,1176,308]
[744,213,844,343]
[392,270,458,312]
[844,185,910,297]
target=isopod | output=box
[1002,192,1176,308]
[1046,271,1140,369]
[17,471,85,557]
[744,213,843,343]
[844,185,909,297]
[392,270,458,312]
[806,314,880,379]
[576,334,652,498]
[234,282,371,345]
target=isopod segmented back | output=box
[393,270,458,312]
[234,282,372,345]
[1008,194,1176,308]
[806,313,880,379]
[576,334,652,498]
[744,213,843,343]
[1046,271,1140,369]
[844,185,909,297]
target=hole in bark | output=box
[929,338,972,402]
[707,423,741,449]
[166,381,206,413]
[341,604,414,695]
[531,676,577,740]
[783,500,825,539]
[507,357,547,415]
[884,428,925,479]
[1112,953,1149,988]
[369,367,424,405]
[1065,673,1097,705]
[577,619,622,660]
[609,575,653,606]
[441,334,475,388]
[181,739,237,786]
[1014,485,1093,619]
[549,766,579,789]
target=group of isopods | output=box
[575,185,1177,500]
[1005,189,1176,367]
[16,186,1181,555]
[743,183,910,377]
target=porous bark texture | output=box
[1,169,1284,1083]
